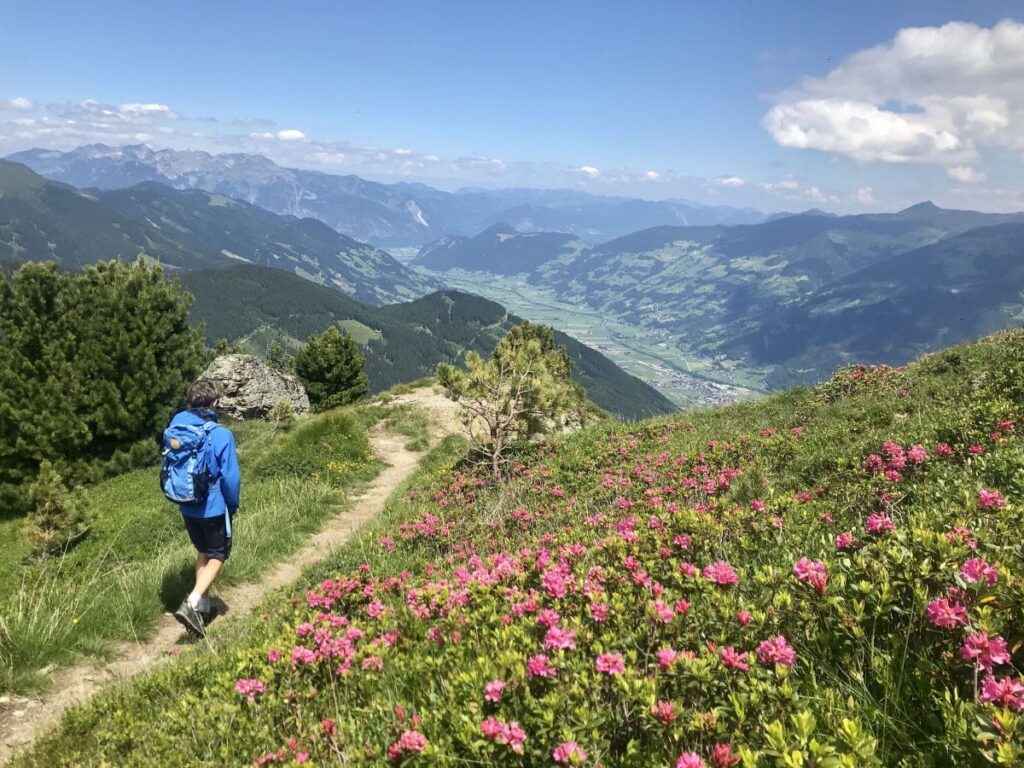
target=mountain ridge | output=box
[8,144,766,246]
[181,263,678,420]
[0,159,438,305]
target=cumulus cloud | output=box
[758,178,800,192]
[713,176,745,187]
[764,20,1024,168]
[804,186,840,204]
[854,186,877,204]
[0,96,33,111]
[276,129,307,141]
[644,170,661,181]
[947,165,987,183]
[575,165,600,177]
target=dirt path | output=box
[0,388,460,765]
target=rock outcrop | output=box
[200,354,309,419]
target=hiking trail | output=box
[0,388,462,765]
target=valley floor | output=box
[421,269,764,408]
[0,388,461,765]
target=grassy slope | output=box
[0,409,383,693]
[18,331,1024,766]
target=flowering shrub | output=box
[21,331,1024,767]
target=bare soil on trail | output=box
[0,388,461,765]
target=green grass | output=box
[14,434,468,766]
[0,407,382,694]
[16,332,1024,765]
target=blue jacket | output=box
[170,409,241,519]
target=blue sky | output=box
[1,1,1023,212]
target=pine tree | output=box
[0,260,206,510]
[24,460,89,557]
[437,321,585,478]
[293,326,369,411]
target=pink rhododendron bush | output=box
[21,333,1024,767]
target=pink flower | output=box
[702,560,739,586]
[544,626,577,651]
[651,699,677,724]
[657,646,678,671]
[793,558,828,594]
[978,489,1006,509]
[960,632,1011,671]
[711,743,740,767]
[536,608,561,628]
[480,718,527,753]
[864,454,884,474]
[719,646,750,672]
[926,597,968,629]
[835,531,860,550]
[676,752,707,768]
[961,557,999,586]
[736,610,751,626]
[651,599,674,624]
[756,636,797,668]
[969,444,984,455]
[865,513,896,534]
[979,675,1024,711]
[234,678,265,703]
[935,443,954,456]
[362,656,384,671]
[552,741,587,764]
[907,444,927,463]
[751,499,766,512]
[679,561,698,578]
[291,646,317,665]
[266,648,281,663]
[589,602,610,622]
[526,654,558,678]
[595,652,626,675]
[484,680,506,702]
[387,730,428,761]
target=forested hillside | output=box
[0,160,437,305]
[182,264,677,420]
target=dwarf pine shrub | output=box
[24,461,88,558]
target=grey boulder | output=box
[200,354,310,419]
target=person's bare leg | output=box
[193,558,223,598]
[195,553,209,584]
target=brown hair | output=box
[186,379,225,409]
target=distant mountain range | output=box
[182,264,678,420]
[413,203,1024,388]
[7,144,765,246]
[0,159,437,305]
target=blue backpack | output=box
[160,420,220,504]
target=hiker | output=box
[161,379,240,636]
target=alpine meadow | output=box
[3,4,1024,768]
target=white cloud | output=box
[764,99,962,163]
[393,147,413,156]
[713,175,745,187]
[758,178,800,192]
[0,96,33,111]
[276,129,307,141]
[854,186,877,204]
[644,170,662,181]
[575,165,600,177]
[947,165,987,183]
[764,20,1024,167]
[804,186,840,204]
[249,131,275,140]
[118,103,177,119]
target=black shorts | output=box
[182,514,232,561]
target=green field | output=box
[419,269,766,408]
